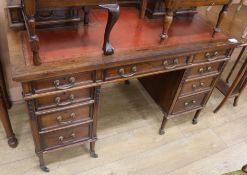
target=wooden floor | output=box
[1,4,247,175]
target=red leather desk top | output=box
[21,7,227,65]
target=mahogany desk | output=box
[12,8,240,171]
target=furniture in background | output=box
[11,8,240,171]
[0,62,17,148]
[237,0,246,11]
[21,0,120,65]
[140,0,197,19]
[214,44,247,113]
[243,26,247,39]
[158,0,232,41]
[243,164,247,173]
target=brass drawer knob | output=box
[207,66,212,71]
[59,136,64,141]
[205,52,211,58]
[118,66,137,78]
[192,84,197,89]
[200,82,205,87]
[214,51,219,57]
[184,102,189,106]
[192,100,197,104]
[199,68,204,73]
[173,59,179,64]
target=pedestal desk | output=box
[12,8,240,171]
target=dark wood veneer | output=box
[11,8,241,172]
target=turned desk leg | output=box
[100,4,120,56]
[212,4,230,37]
[159,116,167,135]
[22,0,41,65]
[0,89,17,148]
[160,10,174,41]
[140,0,148,19]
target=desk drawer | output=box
[193,50,228,63]
[104,56,190,81]
[35,88,92,111]
[180,76,216,96]
[40,123,91,150]
[31,71,94,94]
[172,92,208,114]
[38,104,92,131]
[187,62,224,79]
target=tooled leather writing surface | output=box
[21,7,227,65]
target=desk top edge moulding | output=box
[159,0,233,41]
[21,0,120,66]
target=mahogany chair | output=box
[21,0,120,65]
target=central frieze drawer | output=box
[35,88,92,111]
[104,56,190,81]
[38,104,92,131]
[40,123,91,150]
[31,71,94,94]
[172,92,208,114]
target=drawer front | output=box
[193,50,228,63]
[105,56,190,81]
[180,76,216,96]
[31,71,94,94]
[178,0,229,7]
[35,88,92,111]
[187,62,224,79]
[40,124,91,149]
[39,105,92,131]
[172,93,208,114]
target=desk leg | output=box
[0,90,17,148]
[212,4,229,37]
[100,4,120,56]
[90,86,100,158]
[160,9,173,41]
[192,110,202,125]
[22,0,41,65]
[159,116,167,135]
